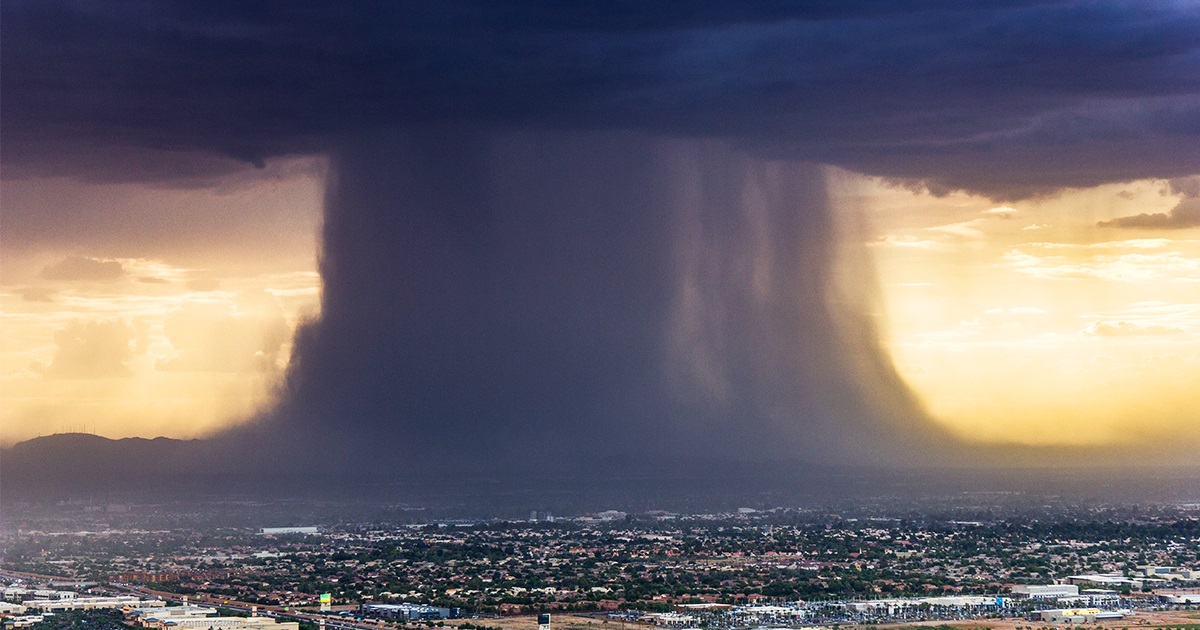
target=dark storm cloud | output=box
[1169,176,1200,198]
[4,0,1200,479]
[4,1,1198,197]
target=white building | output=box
[259,527,319,535]
[1066,574,1141,588]
[1011,584,1079,598]
[129,605,220,626]
[24,596,163,611]
[0,601,29,616]
[645,612,694,627]
[151,617,298,630]
[1137,566,1198,580]
[33,590,77,600]
[127,603,299,630]
[1039,608,1126,623]
[8,615,45,628]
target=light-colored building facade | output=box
[1011,584,1079,598]
[24,596,164,611]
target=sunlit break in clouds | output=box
[0,159,325,444]
[852,175,1200,452]
[2,1,1200,480]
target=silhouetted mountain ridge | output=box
[2,433,218,497]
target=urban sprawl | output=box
[2,504,1199,630]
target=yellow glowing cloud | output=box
[0,159,323,445]
[833,172,1200,454]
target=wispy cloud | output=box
[1097,198,1200,230]
[1082,321,1185,337]
[1024,239,1176,250]
[40,256,125,282]
[1004,249,1200,282]
[984,307,1045,315]
[870,235,940,249]
[928,220,986,239]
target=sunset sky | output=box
[843,173,1200,450]
[2,1,1198,471]
[1,158,325,444]
[5,167,1197,454]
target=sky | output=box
[1,157,324,443]
[840,172,1200,453]
[2,1,1199,473]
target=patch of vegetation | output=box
[458,623,502,630]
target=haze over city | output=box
[2,1,1200,496]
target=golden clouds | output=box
[157,290,289,373]
[43,320,138,379]
[839,174,1200,456]
[0,260,320,445]
[0,160,323,445]
[41,256,126,282]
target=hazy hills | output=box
[4,433,1200,517]
[1,433,215,496]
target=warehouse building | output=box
[128,605,220,626]
[150,617,298,630]
[1011,584,1079,599]
[1038,608,1125,623]
[126,603,298,630]
[24,596,163,611]
[259,527,319,535]
[0,602,29,616]
[359,603,458,621]
[1066,574,1141,588]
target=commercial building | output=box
[23,596,163,611]
[1075,589,1121,607]
[1038,608,1125,623]
[1011,584,1079,598]
[3,587,77,602]
[1137,566,1198,580]
[149,617,298,630]
[1066,574,1142,588]
[674,603,731,612]
[259,527,319,535]
[7,615,45,628]
[359,603,458,621]
[0,602,29,616]
[644,612,695,627]
[126,604,298,630]
[842,596,1001,615]
[128,605,220,626]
